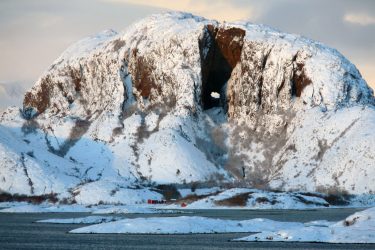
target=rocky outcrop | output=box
[1,12,374,197]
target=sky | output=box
[0,0,374,108]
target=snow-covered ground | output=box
[234,207,375,243]
[37,216,122,224]
[65,207,375,243]
[91,205,183,214]
[1,187,375,213]
[71,181,164,205]
[0,204,93,213]
[0,202,185,214]
[69,216,302,234]
[0,201,28,208]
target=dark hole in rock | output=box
[203,54,231,110]
[199,25,245,110]
[200,38,231,110]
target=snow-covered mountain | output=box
[0,12,374,201]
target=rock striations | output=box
[0,12,374,201]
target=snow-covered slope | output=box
[0,12,374,201]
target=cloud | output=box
[344,13,375,26]
[4,12,63,29]
[102,0,255,21]
[0,82,26,110]
[357,62,375,91]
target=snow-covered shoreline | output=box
[0,203,183,214]
[234,207,375,244]
[64,207,375,244]
[1,187,375,213]
[36,216,122,224]
[2,197,375,243]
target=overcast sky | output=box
[0,0,374,104]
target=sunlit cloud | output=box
[102,0,256,22]
[344,12,375,26]
[357,62,375,91]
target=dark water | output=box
[0,208,374,249]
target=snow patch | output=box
[0,204,92,213]
[37,216,122,224]
[234,207,375,243]
[69,216,302,234]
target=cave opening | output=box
[201,40,232,110]
[199,26,245,111]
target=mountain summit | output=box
[1,12,374,202]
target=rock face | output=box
[0,12,374,199]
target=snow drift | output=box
[235,207,375,243]
[69,216,302,234]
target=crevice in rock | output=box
[115,57,133,135]
[258,47,273,108]
[130,50,161,99]
[199,25,245,110]
[291,52,312,97]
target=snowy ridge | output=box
[0,12,374,203]
[53,29,119,64]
